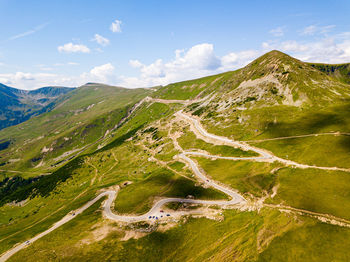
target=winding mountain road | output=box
[0,117,246,261]
[2,110,349,261]
[177,111,350,172]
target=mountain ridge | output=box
[1,50,350,262]
[0,84,74,130]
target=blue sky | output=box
[0,0,350,89]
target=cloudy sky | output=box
[0,0,350,90]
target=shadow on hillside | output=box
[264,112,344,137]
[338,136,350,153]
[262,100,350,153]
[0,157,82,206]
[263,101,350,138]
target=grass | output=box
[269,167,350,220]
[255,135,350,169]
[2,50,350,261]
[6,209,262,262]
[7,206,324,262]
[0,101,175,252]
[0,100,224,253]
[194,158,279,197]
[7,197,108,262]
[114,167,227,214]
[153,71,236,100]
[178,128,258,157]
[8,204,350,262]
[258,220,350,262]
[0,190,97,254]
[0,84,151,174]
[309,62,350,84]
[168,161,185,172]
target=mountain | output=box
[1,51,350,262]
[0,84,74,130]
[155,50,350,107]
[0,83,152,172]
[309,62,350,84]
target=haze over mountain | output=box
[1,50,350,261]
[0,84,74,130]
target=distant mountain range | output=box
[1,51,350,261]
[0,84,74,130]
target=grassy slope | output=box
[0,102,226,253]
[257,135,350,168]
[309,62,350,84]
[258,221,350,262]
[178,127,258,157]
[0,83,151,174]
[0,85,74,130]
[115,167,226,214]
[194,158,279,197]
[246,103,350,168]
[2,51,350,261]
[8,204,350,262]
[153,71,237,100]
[5,206,292,262]
[269,168,350,220]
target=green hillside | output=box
[1,51,350,262]
[0,84,73,130]
[0,83,151,174]
[309,62,350,84]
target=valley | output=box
[1,51,350,261]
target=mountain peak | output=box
[262,49,291,58]
[248,50,301,69]
[240,50,303,81]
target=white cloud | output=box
[92,34,110,46]
[0,72,57,89]
[86,63,116,83]
[90,63,114,77]
[121,33,350,88]
[177,43,221,70]
[14,72,35,81]
[110,19,122,33]
[261,35,350,63]
[269,27,284,37]
[58,43,90,53]
[129,59,143,68]
[0,63,116,89]
[120,43,257,88]
[300,25,335,36]
[0,77,9,84]
[221,50,260,70]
